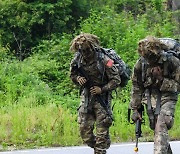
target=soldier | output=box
[130,36,180,154]
[69,33,121,154]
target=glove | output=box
[151,66,163,81]
[131,110,142,122]
[90,86,102,95]
[77,76,87,86]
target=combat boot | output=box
[94,148,106,154]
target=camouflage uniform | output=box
[130,36,180,154]
[70,33,121,154]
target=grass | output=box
[0,94,179,151]
[0,0,179,151]
[0,101,81,151]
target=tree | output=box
[0,0,72,60]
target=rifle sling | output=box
[154,90,161,115]
[145,89,154,120]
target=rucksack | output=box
[159,38,180,59]
[98,48,131,88]
[159,38,180,93]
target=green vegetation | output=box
[0,0,179,150]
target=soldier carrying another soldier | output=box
[130,36,180,154]
[69,33,121,154]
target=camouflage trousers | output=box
[153,100,176,154]
[78,99,112,154]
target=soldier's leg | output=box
[94,102,113,154]
[78,105,96,148]
[154,100,176,154]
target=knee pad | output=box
[164,115,174,130]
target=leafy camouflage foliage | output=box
[0,0,179,150]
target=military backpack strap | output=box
[77,52,82,68]
[141,57,147,83]
[145,89,154,119]
[96,50,106,82]
[154,89,161,116]
[163,61,169,77]
[161,52,173,77]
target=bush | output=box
[80,7,176,67]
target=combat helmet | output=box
[138,36,168,62]
[70,33,100,52]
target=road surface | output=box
[1,141,180,154]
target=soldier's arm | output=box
[160,56,180,92]
[101,56,121,92]
[130,59,144,110]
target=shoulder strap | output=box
[141,56,147,83]
[160,52,173,76]
[73,52,82,68]
[96,50,106,81]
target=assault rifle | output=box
[128,104,144,153]
[134,104,144,152]
[77,65,113,121]
[134,105,144,152]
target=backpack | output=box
[98,48,131,88]
[159,38,180,92]
[159,38,180,59]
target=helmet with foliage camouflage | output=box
[138,36,168,62]
[70,33,100,52]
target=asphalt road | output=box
[1,141,180,154]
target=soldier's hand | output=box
[77,76,87,86]
[131,110,142,122]
[151,66,163,81]
[90,86,102,95]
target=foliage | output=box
[30,34,77,95]
[80,7,176,67]
[0,103,80,150]
[0,0,90,60]
[0,59,54,106]
[0,0,179,150]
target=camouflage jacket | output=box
[130,54,180,109]
[70,51,121,94]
